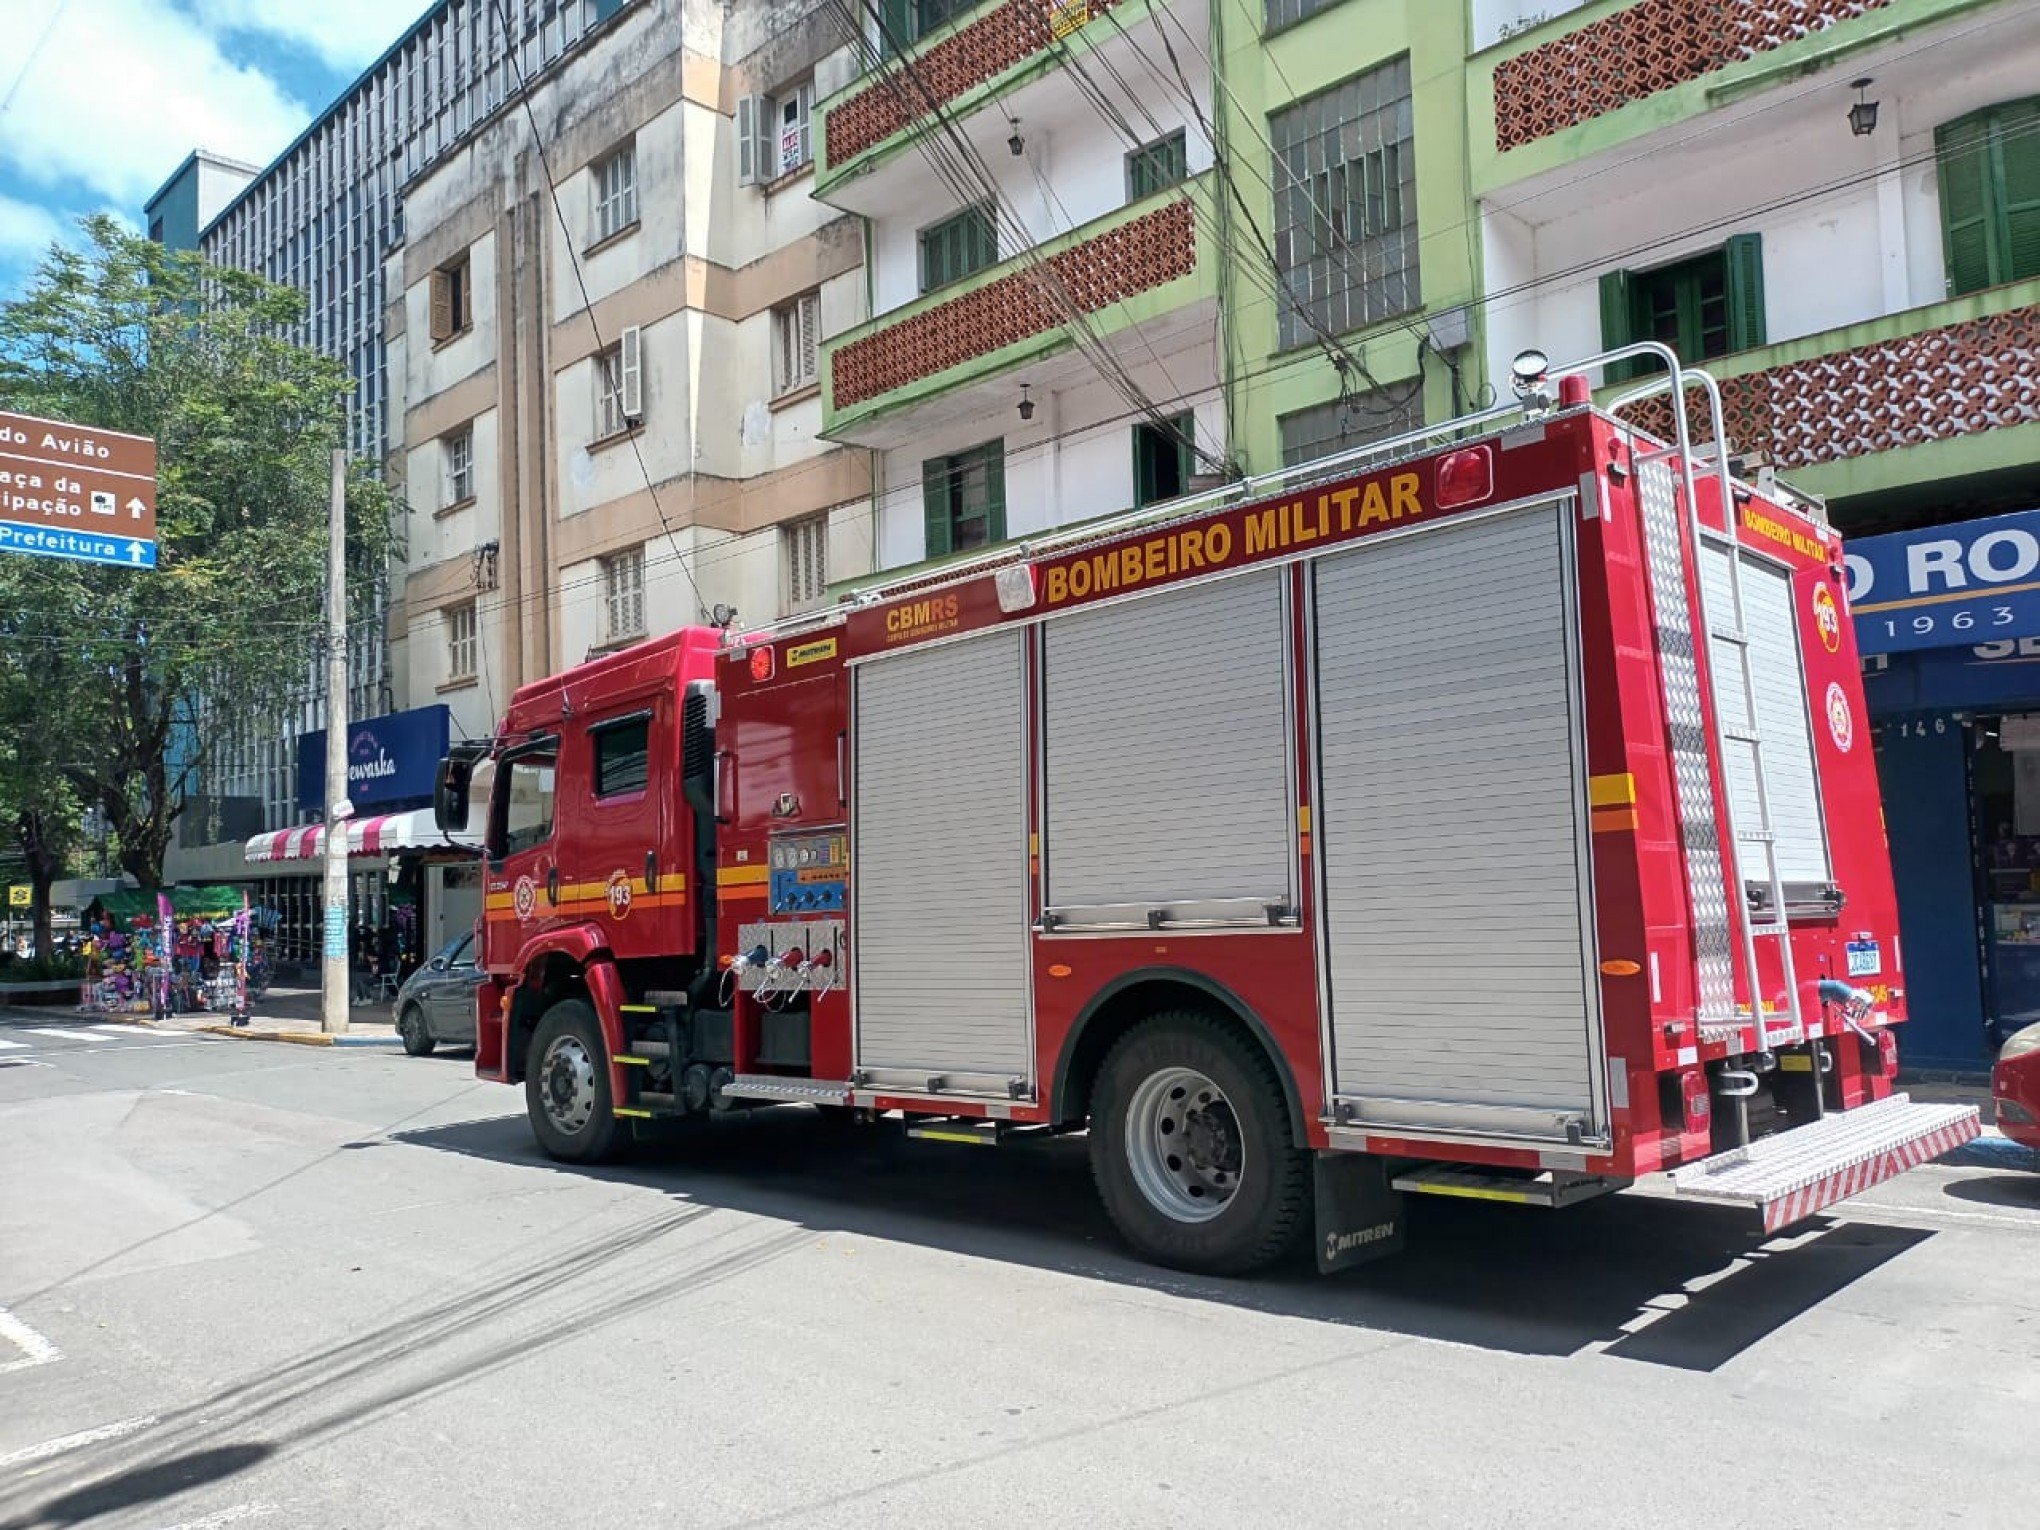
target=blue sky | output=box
[0,0,432,298]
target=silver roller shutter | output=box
[853,630,1031,1091]
[1042,570,1292,926]
[1699,544,1831,886]
[1314,501,1604,1145]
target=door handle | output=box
[546,867,559,905]
[644,850,658,891]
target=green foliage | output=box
[0,216,399,882]
[0,950,87,983]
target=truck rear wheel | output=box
[526,998,628,1164]
[1089,1011,1309,1276]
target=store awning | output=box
[243,808,479,864]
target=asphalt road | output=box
[0,1013,2034,1530]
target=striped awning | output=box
[243,808,479,864]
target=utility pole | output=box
[321,448,350,1035]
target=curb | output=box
[196,1024,403,1049]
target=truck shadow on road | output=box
[392,1105,1931,1373]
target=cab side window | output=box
[500,746,558,854]
[592,714,650,799]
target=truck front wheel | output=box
[526,998,628,1164]
[1089,1011,1309,1276]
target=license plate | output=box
[1846,940,1882,977]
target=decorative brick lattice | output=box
[831,198,1196,409]
[1493,0,1893,152]
[827,0,1123,165]
[1615,306,2040,471]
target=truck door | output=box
[563,698,685,959]
[1310,498,1609,1149]
[488,735,561,943]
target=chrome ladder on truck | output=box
[1605,346,1801,1054]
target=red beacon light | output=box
[1435,445,1493,510]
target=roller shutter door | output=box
[1699,544,1831,887]
[853,630,1031,1091]
[1042,570,1292,925]
[1314,501,1604,1145]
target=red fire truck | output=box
[436,349,1979,1275]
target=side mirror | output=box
[434,754,474,834]
[429,957,448,973]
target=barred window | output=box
[1277,386,1421,469]
[1269,57,1419,350]
[603,545,646,643]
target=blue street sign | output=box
[1844,507,2040,655]
[0,524,156,569]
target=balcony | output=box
[822,175,1218,445]
[1600,275,2040,502]
[1472,0,1998,187]
[815,0,1205,220]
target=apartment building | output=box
[812,0,1479,569]
[390,0,872,736]
[1470,0,2040,1072]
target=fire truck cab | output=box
[438,349,1978,1276]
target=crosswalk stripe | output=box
[88,1023,150,1035]
[0,1037,23,1049]
[25,1027,103,1041]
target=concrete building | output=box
[812,0,1479,569]
[144,0,628,962]
[1469,0,2040,1071]
[390,0,872,735]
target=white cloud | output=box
[197,0,433,71]
[0,0,309,209]
[0,194,68,268]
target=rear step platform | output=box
[1669,1093,1981,1232]
[1391,1165,1618,1208]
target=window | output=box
[786,515,829,607]
[443,426,473,507]
[1598,234,1765,382]
[592,140,638,243]
[602,545,646,643]
[773,291,820,395]
[1269,58,1418,350]
[876,0,974,52]
[918,204,997,293]
[775,80,814,175]
[1265,0,1342,32]
[592,714,650,798]
[498,744,557,857]
[594,327,641,437]
[921,440,1005,557]
[1126,131,1188,201]
[1278,387,1421,469]
[430,251,471,343]
[445,600,477,683]
[1937,98,2040,296]
[148,216,164,244]
[1133,413,1196,507]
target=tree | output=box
[0,217,395,884]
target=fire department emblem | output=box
[1812,584,1841,654]
[606,869,633,920]
[513,876,537,923]
[1825,682,1854,752]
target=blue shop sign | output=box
[297,704,451,812]
[1845,507,2040,655]
[1864,640,2040,716]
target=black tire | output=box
[398,1003,436,1057]
[1089,1010,1309,1276]
[525,998,629,1164]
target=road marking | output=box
[0,1306,61,1375]
[25,1027,103,1041]
[148,1503,275,1530]
[0,1037,23,1049]
[0,1415,156,1470]
[89,1023,154,1035]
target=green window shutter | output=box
[922,458,953,558]
[982,444,1007,544]
[1724,233,1766,353]
[1938,114,1996,296]
[878,0,913,54]
[1997,98,2040,284]
[1598,268,1638,383]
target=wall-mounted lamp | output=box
[1007,118,1024,156]
[1017,384,1035,422]
[1848,78,1879,138]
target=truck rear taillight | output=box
[1681,1069,1710,1131]
[1435,447,1492,509]
[750,646,776,682]
[1878,1029,1899,1076]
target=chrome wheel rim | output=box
[1124,1065,1243,1223]
[539,1033,598,1136]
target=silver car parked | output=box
[395,931,486,1056]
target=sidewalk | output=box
[62,983,404,1048]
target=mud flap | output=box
[1314,1151,1406,1273]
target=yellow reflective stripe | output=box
[612,1107,653,1119]
[614,1054,651,1066]
[1408,1183,1533,1205]
[716,864,770,887]
[911,1128,992,1145]
[1588,773,1636,808]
